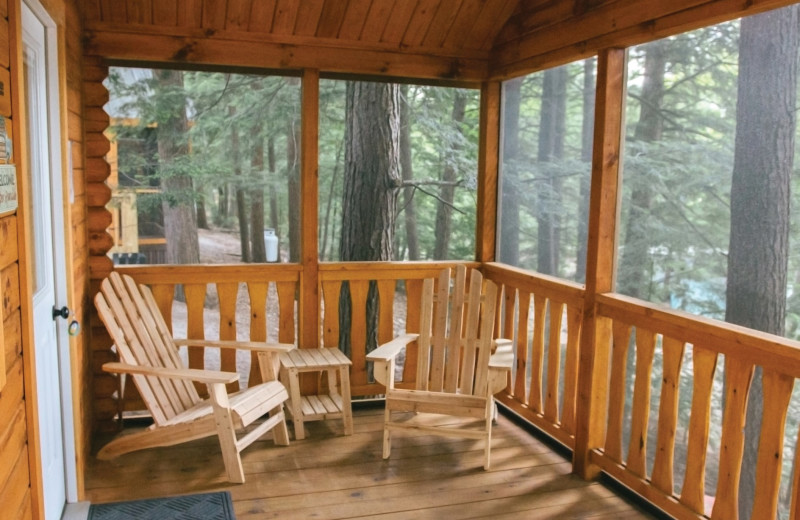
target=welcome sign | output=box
[0,164,17,215]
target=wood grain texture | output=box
[650,336,685,495]
[710,357,754,520]
[750,369,794,519]
[604,319,631,463]
[679,346,717,514]
[625,327,655,479]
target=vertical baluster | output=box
[376,279,395,345]
[217,282,239,393]
[751,369,794,519]
[276,280,295,344]
[528,294,547,413]
[349,279,369,388]
[151,284,175,333]
[184,283,207,394]
[560,305,583,437]
[604,320,632,463]
[321,280,342,349]
[711,357,754,520]
[544,301,565,424]
[680,346,718,514]
[503,283,516,342]
[498,284,515,394]
[626,327,656,478]
[514,290,531,404]
[651,336,685,495]
[791,416,800,520]
[247,282,269,386]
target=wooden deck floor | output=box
[85,405,657,519]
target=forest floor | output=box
[167,227,407,387]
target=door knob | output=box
[52,306,70,320]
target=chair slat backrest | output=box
[95,272,201,425]
[415,266,498,396]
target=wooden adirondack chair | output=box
[367,265,513,470]
[94,271,294,483]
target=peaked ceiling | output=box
[82,0,522,82]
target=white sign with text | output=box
[0,164,17,215]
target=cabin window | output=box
[616,7,800,512]
[318,79,479,262]
[617,5,800,337]
[104,67,301,265]
[496,58,597,283]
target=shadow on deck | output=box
[85,405,658,519]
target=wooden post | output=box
[573,48,626,479]
[476,81,500,263]
[299,69,320,349]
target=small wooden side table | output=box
[278,348,353,440]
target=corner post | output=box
[573,48,626,479]
[299,69,320,349]
[476,80,500,263]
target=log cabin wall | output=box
[0,0,88,517]
[0,1,31,515]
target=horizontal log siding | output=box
[0,0,31,516]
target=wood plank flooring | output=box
[85,405,657,519]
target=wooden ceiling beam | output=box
[490,0,800,80]
[83,25,488,82]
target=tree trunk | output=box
[617,40,667,298]
[576,58,596,283]
[433,91,467,260]
[339,81,401,357]
[155,69,199,268]
[321,135,343,261]
[536,67,568,276]
[268,136,279,231]
[250,129,267,263]
[728,7,799,517]
[229,105,251,263]
[216,185,228,224]
[196,197,209,229]
[499,77,522,266]
[400,85,420,261]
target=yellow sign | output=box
[0,164,17,215]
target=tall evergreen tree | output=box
[726,6,800,517]
[339,81,401,356]
[154,69,200,267]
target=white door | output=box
[22,2,77,518]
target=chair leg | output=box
[271,405,290,446]
[382,408,392,459]
[484,398,494,470]
[209,384,246,483]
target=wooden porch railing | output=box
[115,262,477,402]
[108,260,800,520]
[482,262,585,450]
[590,293,800,520]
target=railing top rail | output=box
[318,261,480,281]
[482,262,585,309]
[117,264,303,284]
[597,292,800,377]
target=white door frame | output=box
[22,0,78,508]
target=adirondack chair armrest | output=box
[489,339,514,370]
[367,333,420,362]
[102,361,239,385]
[174,339,295,353]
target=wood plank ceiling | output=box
[82,0,521,82]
